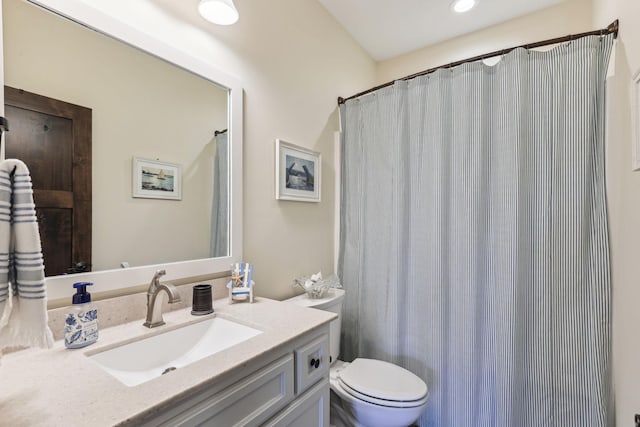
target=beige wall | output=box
[376,0,593,84]
[216,1,376,300]
[71,0,377,299]
[4,0,228,271]
[592,0,640,424]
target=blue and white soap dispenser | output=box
[64,282,99,349]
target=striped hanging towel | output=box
[0,159,53,351]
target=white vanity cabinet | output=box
[137,325,330,427]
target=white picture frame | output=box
[132,157,182,200]
[275,139,321,202]
[633,70,640,171]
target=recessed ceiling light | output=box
[451,0,477,13]
[198,0,239,26]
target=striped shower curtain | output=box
[210,131,228,258]
[338,34,614,426]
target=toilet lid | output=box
[337,358,428,405]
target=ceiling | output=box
[316,0,567,61]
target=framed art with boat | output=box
[132,157,182,200]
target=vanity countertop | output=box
[0,296,335,427]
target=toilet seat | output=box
[338,379,430,408]
[336,358,429,408]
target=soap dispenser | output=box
[64,282,99,349]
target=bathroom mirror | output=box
[0,0,243,300]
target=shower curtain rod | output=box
[337,19,619,105]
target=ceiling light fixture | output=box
[451,0,477,13]
[198,0,239,25]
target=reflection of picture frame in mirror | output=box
[132,157,182,200]
[275,139,321,202]
[633,70,640,171]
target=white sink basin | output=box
[88,317,262,387]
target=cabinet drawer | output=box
[165,354,294,427]
[294,334,329,395]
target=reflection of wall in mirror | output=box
[3,0,229,273]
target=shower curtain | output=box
[338,34,614,426]
[210,131,228,258]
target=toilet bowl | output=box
[330,359,429,427]
[285,288,429,427]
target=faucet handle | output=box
[151,269,166,283]
[148,269,167,293]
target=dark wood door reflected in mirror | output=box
[4,86,92,276]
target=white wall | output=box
[592,0,640,424]
[70,0,377,299]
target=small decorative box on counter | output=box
[227,262,255,303]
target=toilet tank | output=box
[285,288,345,364]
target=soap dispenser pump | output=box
[64,282,99,349]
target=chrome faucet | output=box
[143,269,182,328]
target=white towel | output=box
[0,159,53,351]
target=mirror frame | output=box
[3,0,243,301]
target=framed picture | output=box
[132,157,182,200]
[633,70,640,171]
[275,139,321,202]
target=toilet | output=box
[286,288,429,427]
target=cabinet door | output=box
[263,378,330,427]
[158,354,294,427]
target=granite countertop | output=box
[0,296,334,427]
